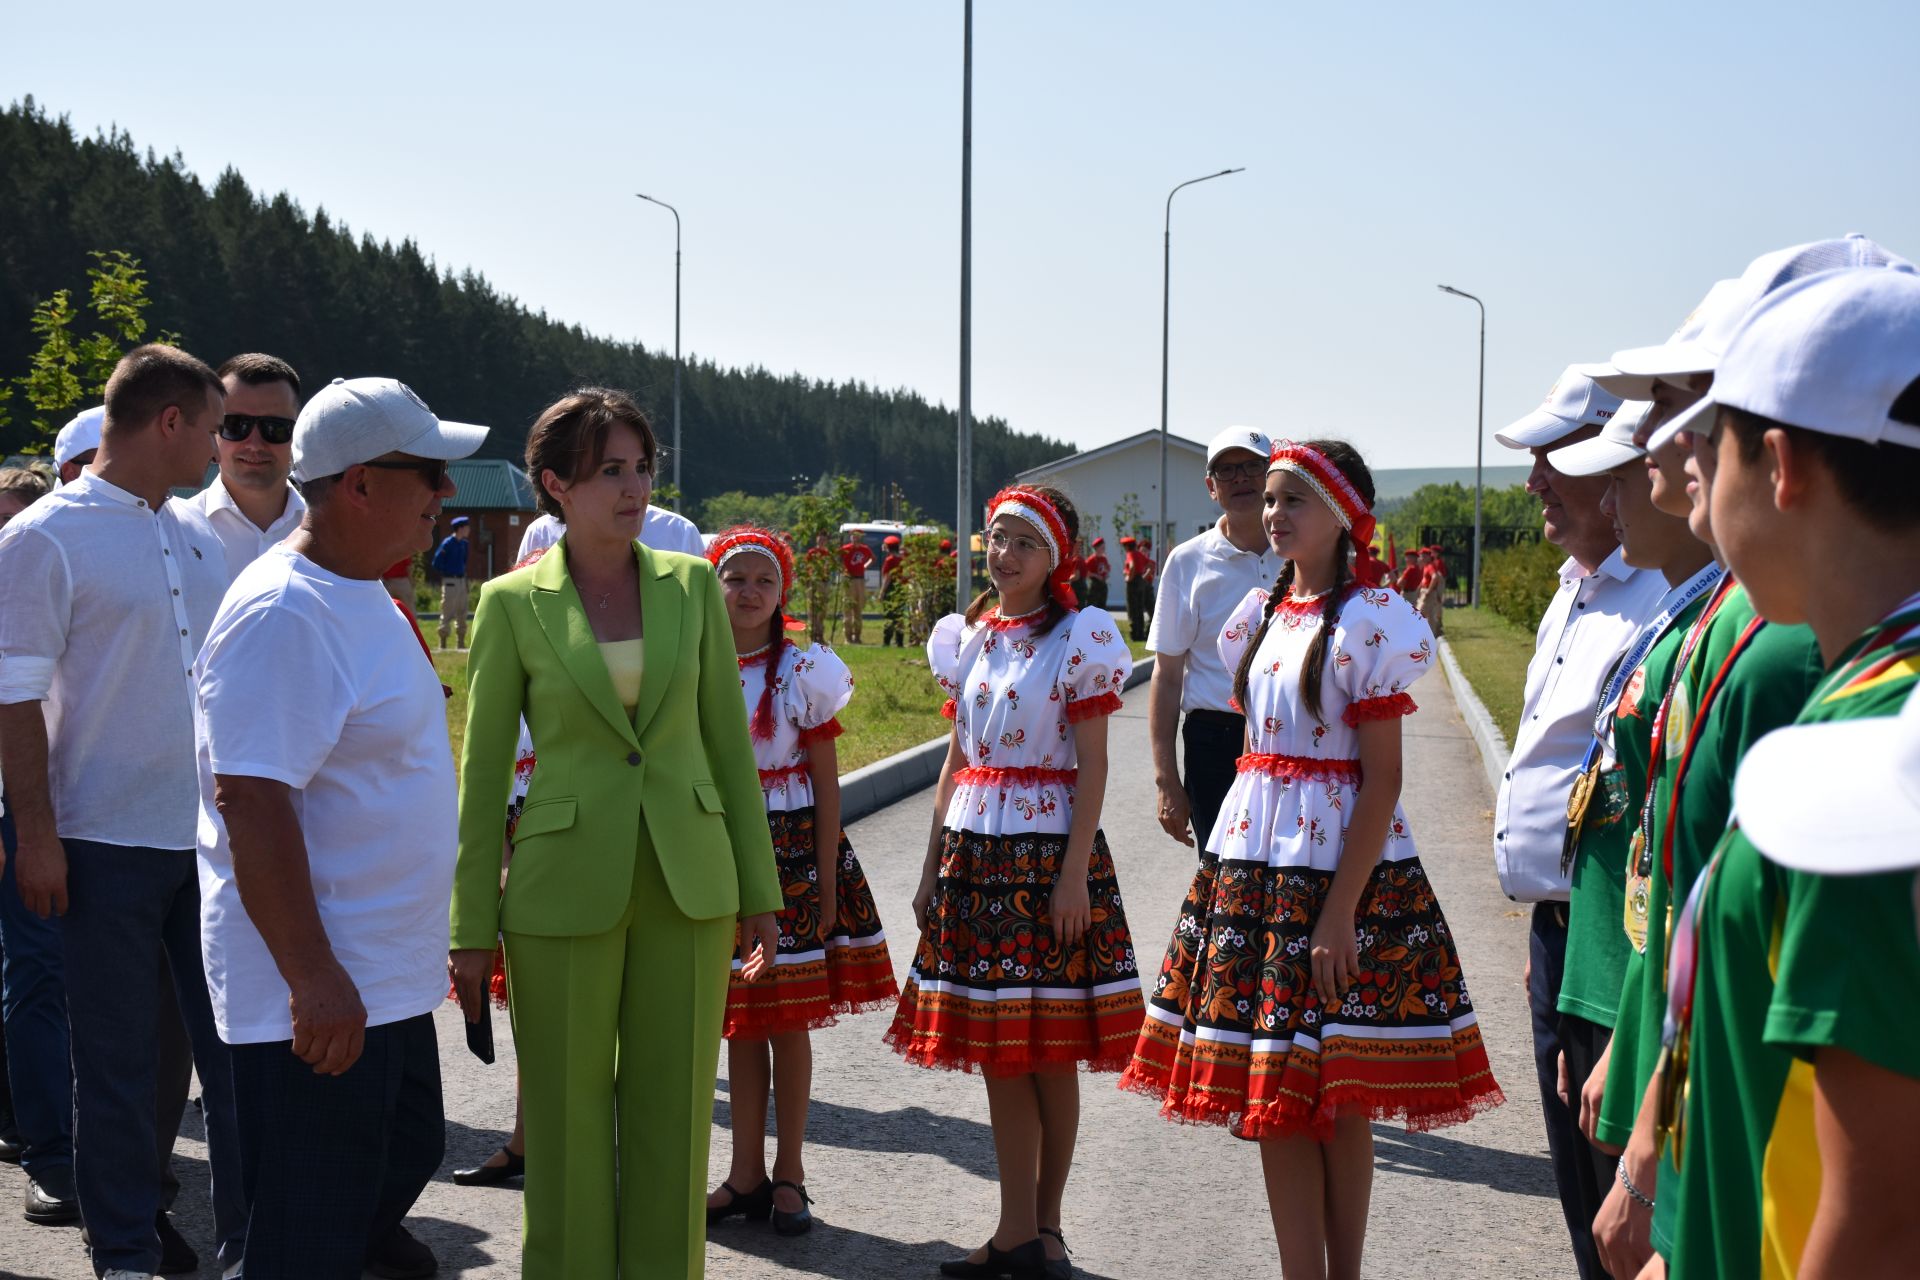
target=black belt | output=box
[1184,708,1243,728]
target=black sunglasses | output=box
[219,414,296,445]
[362,458,450,488]
[1208,458,1266,482]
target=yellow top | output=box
[598,639,645,712]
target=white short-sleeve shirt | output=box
[184,476,307,581]
[1146,520,1279,713]
[194,546,457,1044]
[516,507,705,563]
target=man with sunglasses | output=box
[186,354,306,581]
[1147,426,1277,856]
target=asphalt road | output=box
[1,669,1571,1279]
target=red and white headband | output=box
[706,526,795,601]
[1267,441,1376,549]
[987,485,1078,611]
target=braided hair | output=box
[751,600,796,742]
[1229,440,1376,725]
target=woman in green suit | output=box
[449,388,781,1278]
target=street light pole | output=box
[1437,284,1486,607]
[1158,167,1244,571]
[955,0,973,609]
[635,192,682,510]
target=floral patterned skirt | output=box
[1120,854,1502,1140]
[724,807,897,1039]
[885,827,1143,1076]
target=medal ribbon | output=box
[1629,574,1738,881]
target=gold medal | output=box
[1624,830,1651,954]
[1566,762,1600,830]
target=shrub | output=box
[1480,537,1563,632]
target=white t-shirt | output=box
[516,506,704,562]
[1145,520,1279,713]
[194,545,457,1044]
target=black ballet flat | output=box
[707,1178,774,1225]
[770,1179,814,1236]
[451,1147,523,1187]
[1039,1226,1073,1280]
[939,1236,1046,1279]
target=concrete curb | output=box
[840,654,1156,825]
[1437,636,1509,799]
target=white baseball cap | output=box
[1495,365,1623,450]
[1650,267,1920,454]
[1614,235,1913,416]
[53,406,105,466]
[1735,680,1920,875]
[291,377,488,483]
[1206,425,1274,469]
[1546,400,1651,477]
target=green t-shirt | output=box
[1559,591,1712,1028]
[1597,585,1823,1147]
[1655,607,1920,1277]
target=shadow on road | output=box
[709,1219,1123,1280]
[715,1083,997,1180]
[1371,1123,1556,1198]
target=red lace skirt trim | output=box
[798,716,845,745]
[1342,692,1418,727]
[1233,752,1362,784]
[952,765,1078,788]
[1065,691,1122,722]
[758,761,810,787]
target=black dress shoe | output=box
[770,1179,813,1236]
[0,1128,24,1165]
[366,1222,437,1279]
[450,1147,524,1187]
[1038,1226,1072,1280]
[939,1236,1046,1279]
[156,1210,199,1274]
[706,1178,773,1225]
[23,1167,79,1225]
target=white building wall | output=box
[1017,436,1217,554]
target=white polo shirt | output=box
[0,473,231,849]
[1146,519,1279,713]
[515,506,705,562]
[184,476,306,581]
[1493,546,1668,902]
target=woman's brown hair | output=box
[966,483,1080,635]
[1230,440,1377,724]
[524,387,658,520]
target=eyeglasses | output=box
[1209,458,1266,482]
[361,458,450,489]
[218,414,296,445]
[987,530,1046,556]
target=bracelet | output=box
[1616,1156,1654,1211]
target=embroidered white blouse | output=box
[738,641,855,812]
[1209,585,1434,871]
[928,605,1133,837]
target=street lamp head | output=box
[1437,283,1461,296]
[1221,167,1246,175]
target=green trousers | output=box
[505,840,734,1278]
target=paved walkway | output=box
[2,670,1569,1278]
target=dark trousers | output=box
[1126,577,1151,641]
[1530,902,1613,1280]
[231,1013,444,1280]
[0,806,72,1181]
[1181,709,1244,855]
[61,839,245,1273]
[1088,577,1109,611]
[155,946,194,1208]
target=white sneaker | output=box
[102,1271,156,1279]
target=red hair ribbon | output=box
[987,486,1078,612]
[1266,442,1376,551]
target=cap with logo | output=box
[1547,400,1653,477]
[1653,267,1920,452]
[1735,681,1920,875]
[54,406,105,466]
[1206,425,1275,469]
[1495,365,1624,450]
[291,377,488,483]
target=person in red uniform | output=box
[878,535,906,648]
[1122,535,1154,641]
[803,531,836,643]
[1083,536,1112,611]
[1353,538,1389,587]
[1395,547,1427,597]
[839,536,875,643]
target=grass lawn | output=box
[436,631,1155,774]
[1441,606,1535,743]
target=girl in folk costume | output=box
[703,527,896,1236]
[889,484,1141,1280]
[1121,440,1502,1279]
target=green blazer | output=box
[450,539,781,949]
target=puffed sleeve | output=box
[1215,587,1270,706]
[1329,585,1435,726]
[928,612,968,720]
[785,642,855,745]
[1060,607,1132,722]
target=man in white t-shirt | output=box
[195,376,484,1280]
[515,502,703,561]
[185,353,307,580]
[1147,426,1277,854]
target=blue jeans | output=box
[0,804,72,1180]
[61,839,245,1274]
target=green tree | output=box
[8,248,170,450]
[1113,491,1144,542]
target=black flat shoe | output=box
[1038,1226,1072,1280]
[706,1178,773,1225]
[451,1147,524,1187]
[156,1210,199,1274]
[770,1179,813,1236]
[939,1236,1046,1279]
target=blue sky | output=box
[7,1,1918,467]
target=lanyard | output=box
[1655,617,1767,883]
[1630,575,1739,880]
[1587,563,1726,751]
